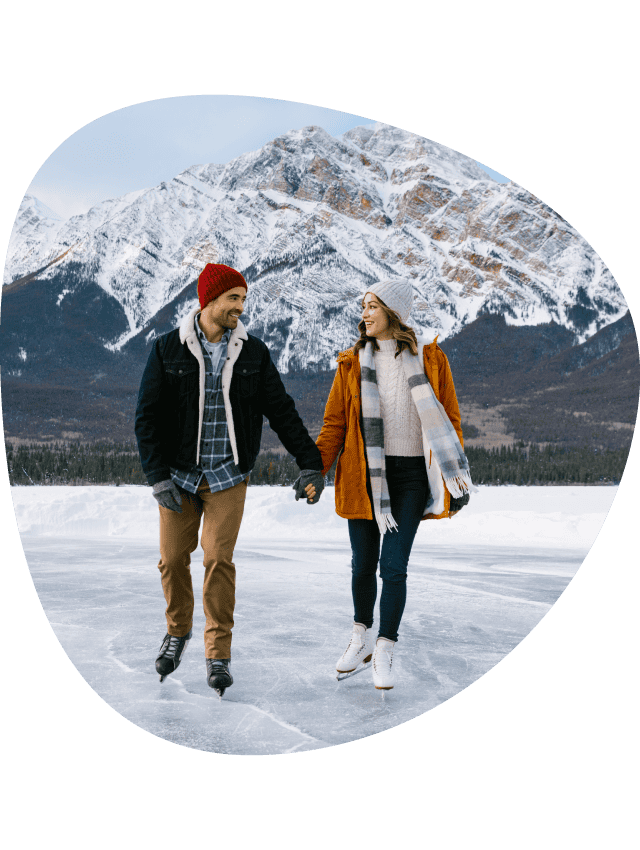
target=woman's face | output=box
[362,293,393,340]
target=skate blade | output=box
[159,674,166,682]
[337,661,371,681]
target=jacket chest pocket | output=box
[165,361,198,395]
[231,361,261,398]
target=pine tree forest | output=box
[5,441,629,487]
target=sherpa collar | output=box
[179,305,248,345]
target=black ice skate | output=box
[206,658,233,698]
[156,629,192,681]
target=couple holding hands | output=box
[135,263,472,696]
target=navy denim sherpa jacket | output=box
[135,321,322,486]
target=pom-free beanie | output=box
[364,278,413,324]
[198,263,248,309]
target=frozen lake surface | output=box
[13,484,617,755]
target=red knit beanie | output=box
[197,263,248,309]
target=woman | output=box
[311,279,473,690]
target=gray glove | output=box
[292,470,325,505]
[152,479,183,512]
[449,492,470,514]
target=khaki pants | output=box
[157,477,248,659]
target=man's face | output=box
[202,286,247,331]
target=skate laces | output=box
[162,635,182,658]
[374,643,393,671]
[344,630,364,655]
[207,660,229,674]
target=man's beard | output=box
[222,312,240,327]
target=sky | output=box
[26,95,508,220]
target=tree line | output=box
[4,442,337,487]
[4,440,629,487]
[465,443,628,485]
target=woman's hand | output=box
[292,470,325,504]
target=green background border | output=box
[0,2,640,848]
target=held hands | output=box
[292,470,325,505]
[152,479,183,512]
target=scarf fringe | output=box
[444,472,478,498]
[375,511,398,535]
[361,340,476,533]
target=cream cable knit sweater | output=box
[373,338,423,456]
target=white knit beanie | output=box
[364,279,413,324]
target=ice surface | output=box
[14,484,617,755]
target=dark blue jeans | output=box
[348,456,429,642]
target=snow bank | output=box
[10,484,618,552]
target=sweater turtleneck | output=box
[373,338,423,456]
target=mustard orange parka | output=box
[316,337,464,522]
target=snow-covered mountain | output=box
[6,195,65,277]
[4,123,627,372]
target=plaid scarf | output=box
[359,340,474,534]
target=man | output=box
[135,263,324,696]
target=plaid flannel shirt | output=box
[170,316,247,494]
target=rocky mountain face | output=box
[1,299,636,450]
[3,123,629,378]
[6,195,64,278]
[438,311,639,450]
[2,122,637,451]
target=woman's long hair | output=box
[353,295,418,357]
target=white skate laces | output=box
[336,623,374,673]
[372,638,395,690]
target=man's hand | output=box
[152,479,183,512]
[292,470,325,505]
